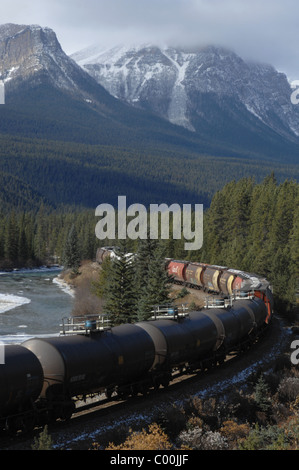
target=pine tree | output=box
[289,194,299,305]
[4,212,18,264]
[103,240,136,325]
[63,224,81,274]
[244,175,277,275]
[93,255,112,299]
[135,236,158,294]
[137,242,172,321]
[270,246,296,312]
[254,376,271,412]
[34,205,49,263]
[18,227,28,266]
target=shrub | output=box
[155,404,187,439]
[176,287,189,298]
[278,377,299,403]
[32,425,52,450]
[239,423,289,450]
[219,420,250,449]
[72,278,105,316]
[105,423,172,450]
[178,427,228,450]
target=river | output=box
[0,267,74,344]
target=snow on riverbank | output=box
[52,276,75,297]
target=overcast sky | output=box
[1,0,299,79]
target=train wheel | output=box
[153,378,160,391]
[60,401,75,421]
[117,387,130,399]
[217,355,226,366]
[160,376,170,388]
[140,384,149,396]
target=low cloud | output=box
[0,0,298,78]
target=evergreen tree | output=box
[34,205,49,263]
[93,255,112,299]
[18,227,28,265]
[289,195,299,296]
[270,246,296,312]
[135,236,158,295]
[63,224,81,274]
[225,177,254,267]
[244,174,277,275]
[4,212,18,264]
[137,242,172,321]
[103,241,136,325]
[254,376,271,412]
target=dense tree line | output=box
[0,174,298,315]
[94,174,298,321]
[188,174,299,314]
[1,132,299,213]
[0,207,99,270]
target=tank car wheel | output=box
[140,384,149,396]
[160,377,170,388]
[217,356,226,366]
[130,384,139,396]
[60,401,76,421]
[117,387,130,399]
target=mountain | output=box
[72,43,299,158]
[0,24,217,211]
[0,24,298,213]
[0,24,197,148]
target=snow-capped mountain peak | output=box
[72,43,299,138]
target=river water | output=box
[0,268,74,344]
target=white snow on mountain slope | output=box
[72,43,299,138]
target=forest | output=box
[1,131,299,213]
[0,174,298,315]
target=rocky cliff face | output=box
[72,43,299,140]
[1,23,299,162]
[0,24,101,101]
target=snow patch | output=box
[0,293,31,314]
[53,277,75,297]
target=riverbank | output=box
[58,261,104,317]
[0,267,74,341]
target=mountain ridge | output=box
[72,42,299,145]
[0,23,298,213]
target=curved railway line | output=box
[2,313,291,450]
[0,248,292,448]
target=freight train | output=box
[166,259,273,323]
[0,253,274,435]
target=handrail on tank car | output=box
[204,290,256,309]
[150,303,189,320]
[60,314,111,335]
